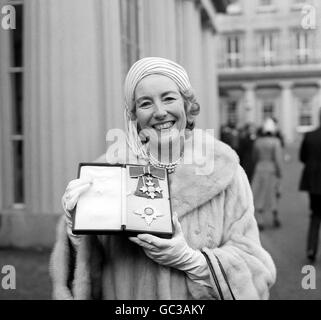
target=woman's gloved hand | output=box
[129,213,210,284]
[61,178,93,245]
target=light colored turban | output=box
[124,57,192,112]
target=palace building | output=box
[217,0,321,143]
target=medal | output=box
[139,176,162,199]
[134,205,164,226]
[129,165,166,199]
[130,165,166,226]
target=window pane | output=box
[299,100,312,126]
[296,32,300,49]
[226,35,241,67]
[260,32,276,66]
[12,140,24,204]
[261,0,272,5]
[11,73,23,134]
[235,37,239,52]
[228,101,238,122]
[295,30,311,64]
[263,102,274,119]
[304,32,308,48]
[10,4,23,67]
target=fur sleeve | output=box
[49,216,75,300]
[203,165,276,300]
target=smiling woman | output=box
[124,57,200,167]
[50,57,276,300]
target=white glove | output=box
[129,213,210,285]
[61,178,93,246]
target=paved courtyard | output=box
[260,144,321,300]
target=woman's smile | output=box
[152,121,176,131]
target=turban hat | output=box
[124,57,192,112]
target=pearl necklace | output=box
[148,152,182,174]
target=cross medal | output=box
[129,165,165,199]
[129,165,166,226]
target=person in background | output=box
[252,118,283,230]
[299,109,321,263]
[272,117,285,149]
[220,118,240,153]
[238,123,257,183]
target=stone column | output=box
[181,0,204,121]
[142,0,177,59]
[243,83,256,124]
[24,0,110,215]
[201,27,220,134]
[280,81,293,143]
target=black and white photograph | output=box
[0,0,321,304]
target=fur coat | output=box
[49,131,276,300]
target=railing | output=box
[218,57,321,70]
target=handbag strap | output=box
[201,250,236,300]
[214,255,236,300]
[201,250,224,300]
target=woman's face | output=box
[134,74,187,143]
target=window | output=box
[263,101,275,120]
[260,0,272,5]
[225,34,242,68]
[298,99,313,126]
[226,0,242,15]
[120,0,141,77]
[257,0,277,12]
[0,1,25,208]
[293,0,307,4]
[5,2,24,207]
[294,30,311,64]
[258,31,277,66]
[227,101,238,123]
[291,0,309,11]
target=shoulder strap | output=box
[201,250,236,300]
[214,255,236,300]
[201,250,224,300]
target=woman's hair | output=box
[180,89,200,131]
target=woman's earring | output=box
[186,121,195,131]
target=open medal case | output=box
[72,163,173,238]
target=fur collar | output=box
[169,131,239,217]
[104,131,239,218]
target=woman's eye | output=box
[138,102,152,108]
[164,97,175,103]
